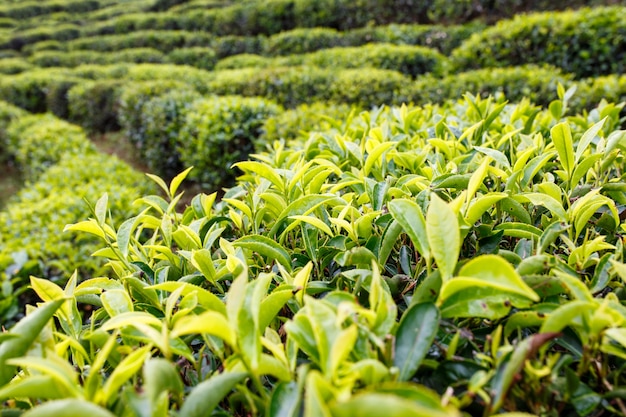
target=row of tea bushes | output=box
[28,47,218,70]
[452,6,626,78]
[28,47,167,67]
[20,24,475,60]
[81,0,624,38]
[4,63,626,133]
[0,103,151,325]
[215,43,449,78]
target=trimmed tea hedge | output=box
[218,43,449,78]
[178,95,282,189]
[207,66,412,108]
[451,6,626,78]
[413,65,574,107]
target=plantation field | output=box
[1,0,626,415]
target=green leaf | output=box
[30,276,65,302]
[63,219,106,239]
[466,157,490,206]
[575,117,606,163]
[143,358,184,403]
[426,194,459,281]
[465,192,507,227]
[21,399,115,417]
[516,193,567,222]
[234,234,292,272]
[378,219,403,265]
[190,249,217,285]
[388,199,430,261]
[269,194,343,237]
[146,173,170,197]
[101,289,133,317]
[259,289,294,331]
[7,356,80,398]
[0,299,64,386]
[149,282,226,315]
[171,311,236,346]
[99,345,151,405]
[330,392,457,417]
[551,122,575,177]
[394,302,440,381]
[474,146,510,170]
[179,372,247,417]
[94,193,108,226]
[268,381,300,417]
[364,141,395,177]
[170,167,194,197]
[0,375,66,401]
[438,255,539,319]
[116,215,140,258]
[234,161,284,189]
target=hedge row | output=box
[0,0,99,20]
[206,66,412,108]
[0,106,151,313]
[452,6,626,78]
[82,0,626,38]
[5,114,96,179]
[0,64,214,118]
[24,24,474,59]
[28,48,167,67]
[0,57,34,74]
[115,84,282,188]
[216,43,448,77]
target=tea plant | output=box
[2,91,626,416]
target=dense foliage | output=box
[2,0,626,415]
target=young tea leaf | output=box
[426,194,459,281]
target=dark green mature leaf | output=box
[179,372,248,417]
[394,302,440,381]
[0,300,64,386]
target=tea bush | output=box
[413,65,574,107]
[137,88,203,179]
[166,47,217,70]
[207,66,412,108]
[67,79,125,132]
[0,70,83,113]
[219,44,449,78]
[451,6,626,78]
[117,80,194,149]
[0,152,151,325]
[4,92,626,415]
[0,58,33,75]
[66,30,214,53]
[178,95,282,189]
[261,101,355,140]
[5,114,96,179]
[214,53,271,70]
[0,101,26,164]
[265,27,346,56]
